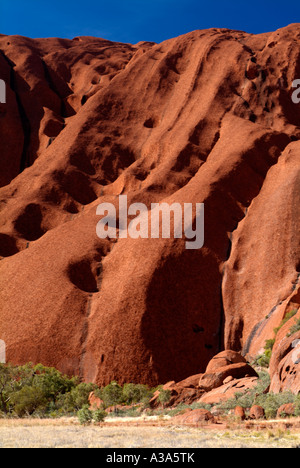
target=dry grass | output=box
[0,417,299,448]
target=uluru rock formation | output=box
[0,25,300,391]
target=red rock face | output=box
[249,406,265,420]
[269,307,300,394]
[277,403,296,418]
[172,408,215,426]
[200,377,258,405]
[0,25,300,388]
[234,406,246,421]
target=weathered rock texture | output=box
[148,351,258,407]
[172,408,215,426]
[249,405,265,420]
[0,25,300,390]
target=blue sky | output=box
[0,0,299,44]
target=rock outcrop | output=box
[198,351,258,392]
[150,351,259,407]
[199,376,259,405]
[172,409,216,426]
[0,25,300,389]
[277,403,296,418]
[269,307,300,394]
[249,405,265,420]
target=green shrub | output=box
[253,310,298,368]
[295,395,300,417]
[217,381,297,420]
[0,364,16,413]
[158,389,172,407]
[78,406,107,425]
[264,339,275,353]
[31,365,76,401]
[252,353,271,369]
[96,381,124,408]
[94,382,155,410]
[0,363,99,417]
[256,394,278,419]
[106,406,141,418]
[122,383,152,405]
[77,405,93,425]
[256,392,296,419]
[254,370,271,394]
[217,370,270,411]
[57,382,96,413]
[274,310,297,335]
[10,386,48,417]
[92,408,106,423]
[287,318,300,338]
[252,340,275,369]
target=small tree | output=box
[10,386,48,417]
[58,382,96,413]
[122,383,152,405]
[0,364,16,414]
[97,381,124,408]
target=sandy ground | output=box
[0,417,300,448]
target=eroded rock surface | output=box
[0,25,300,388]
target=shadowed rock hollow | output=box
[0,25,300,390]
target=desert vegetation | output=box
[215,370,300,419]
[0,363,95,418]
[0,362,299,449]
[252,310,299,368]
[0,364,160,421]
[1,363,299,426]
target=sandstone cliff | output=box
[0,25,299,390]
